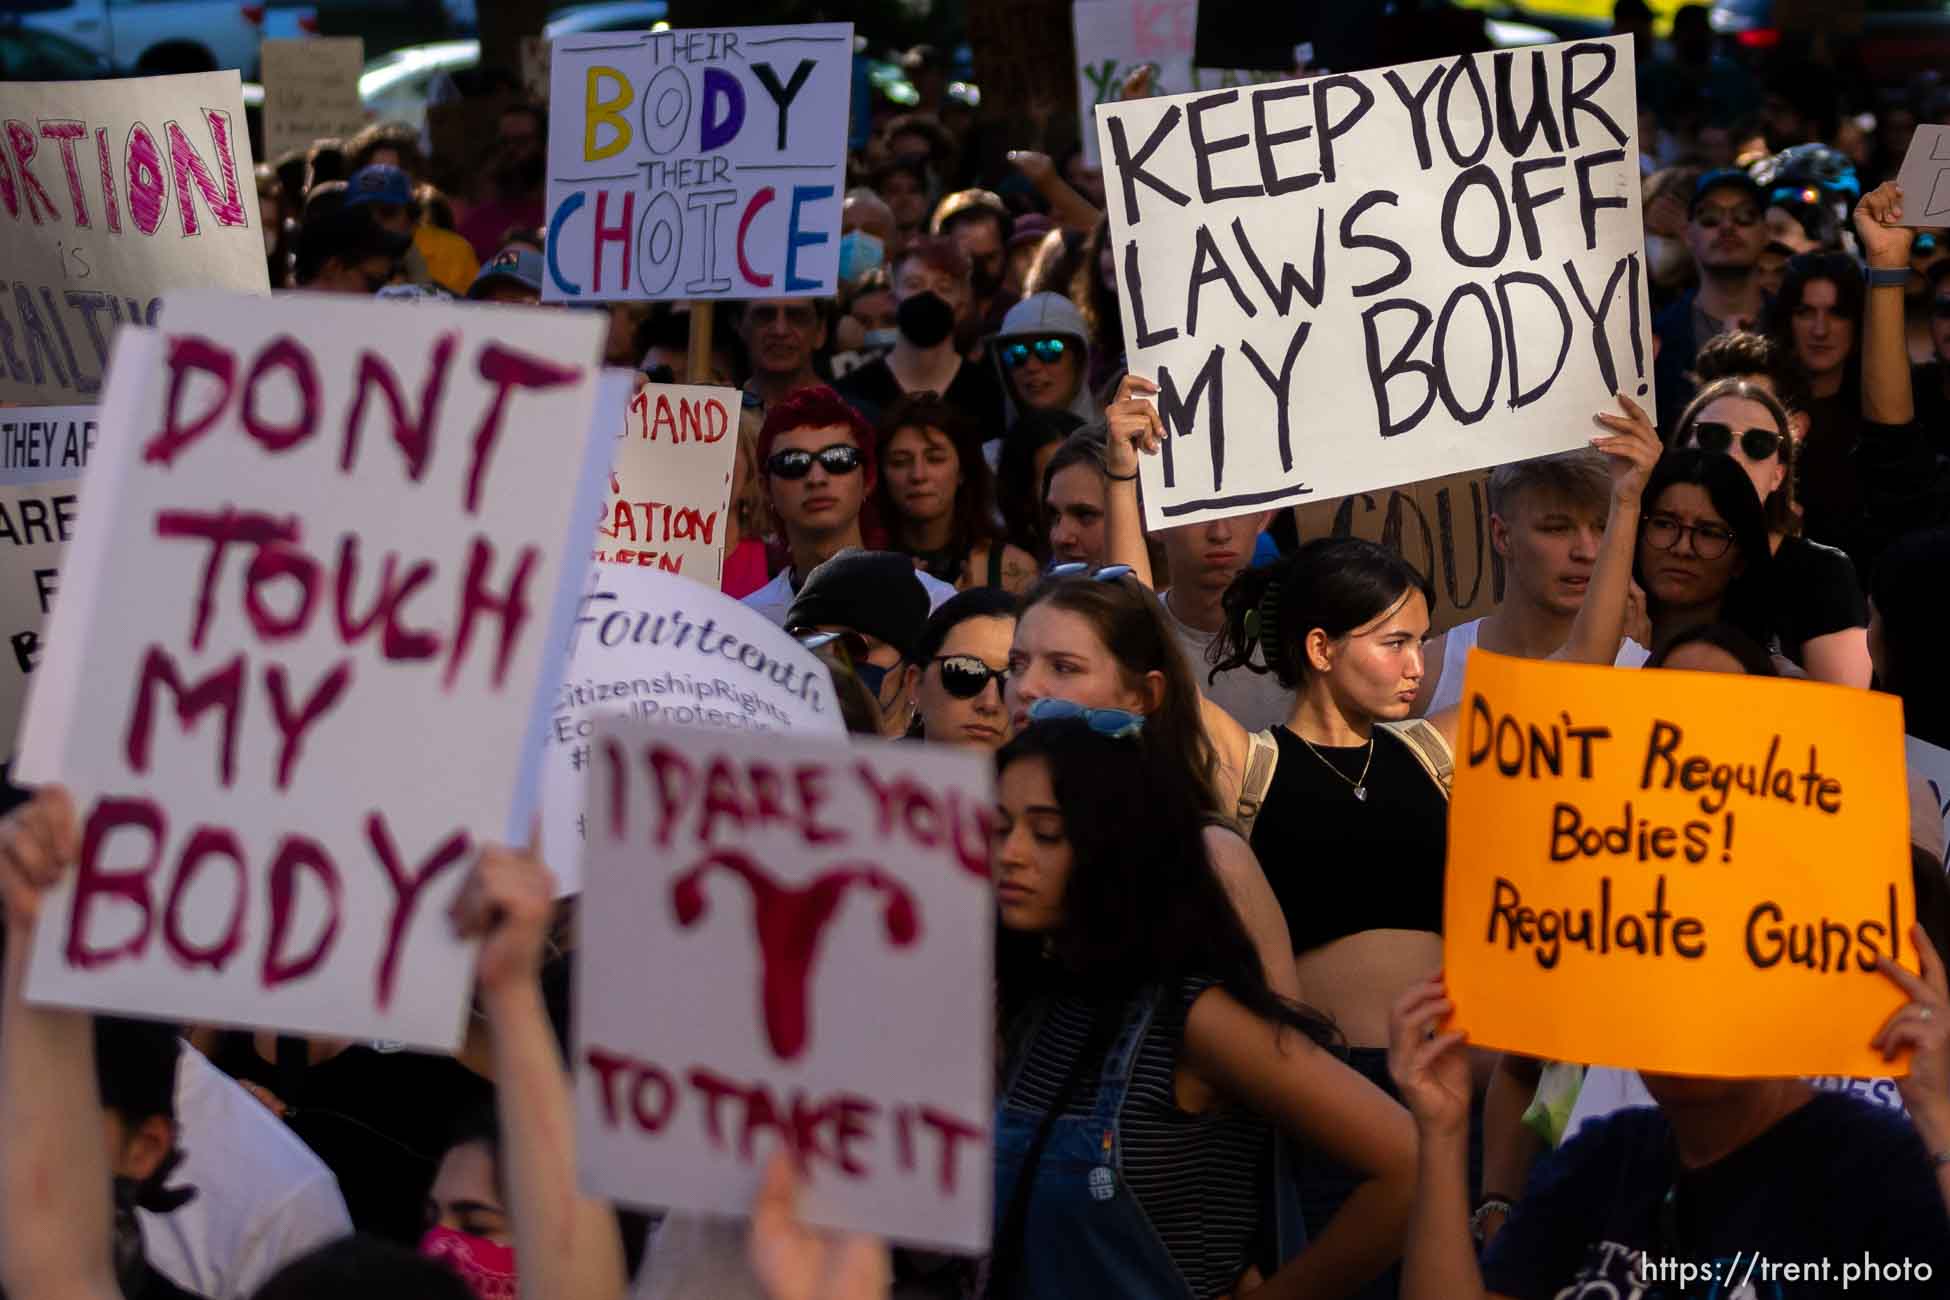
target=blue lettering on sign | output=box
[784,185,833,293]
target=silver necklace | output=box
[1299,734,1375,801]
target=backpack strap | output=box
[1380,718,1454,800]
[1234,728,1281,837]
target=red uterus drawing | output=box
[670,849,922,1060]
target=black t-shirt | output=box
[1483,1093,1950,1298]
[834,355,1006,437]
[1768,534,1867,663]
[1798,391,1865,559]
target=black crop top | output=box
[1248,726,1449,953]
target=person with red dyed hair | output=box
[742,385,956,626]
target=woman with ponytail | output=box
[987,716,1415,1300]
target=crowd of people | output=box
[5,4,1950,1299]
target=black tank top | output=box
[1248,726,1449,953]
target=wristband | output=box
[1106,467,1139,481]
[1865,265,1910,289]
[1470,1197,1514,1244]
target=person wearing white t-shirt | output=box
[1416,450,1651,717]
[139,1045,351,1300]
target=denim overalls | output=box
[990,987,1306,1300]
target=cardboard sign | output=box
[16,294,611,1050]
[1447,652,1914,1078]
[1906,735,1950,861]
[0,72,270,404]
[0,407,96,764]
[543,23,854,303]
[1893,124,1950,227]
[1097,36,1653,530]
[1072,0,1283,165]
[1291,467,1501,635]
[596,382,738,585]
[260,37,368,163]
[538,566,845,896]
[577,722,992,1250]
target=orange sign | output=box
[1446,652,1914,1078]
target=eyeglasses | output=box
[749,303,818,328]
[1693,205,1760,229]
[1046,562,1134,581]
[797,631,891,696]
[1686,420,1784,462]
[1643,514,1737,560]
[934,655,1008,699]
[1025,697,1145,739]
[765,443,864,480]
[999,338,1069,369]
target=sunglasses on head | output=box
[934,654,1008,699]
[796,630,891,695]
[1025,697,1145,739]
[1046,562,1135,581]
[1000,338,1069,369]
[1686,420,1783,462]
[765,443,864,480]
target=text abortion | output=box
[19,294,606,1049]
[544,23,852,302]
[1444,652,1912,1078]
[578,723,991,1249]
[1098,36,1653,529]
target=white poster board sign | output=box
[1097,36,1652,529]
[1072,0,1282,165]
[543,23,853,303]
[1907,734,1950,860]
[16,294,609,1050]
[578,723,992,1250]
[1893,124,1950,227]
[0,406,96,765]
[539,566,845,896]
[261,37,368,163]
[0,72,269,404]
[596,381,739,585]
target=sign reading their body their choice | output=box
[1097,36,1653,530]
[544,23,853,303]
[0,72,269,405]
[0,407,96,764]
[1447,652,1914,1078]
[1292,467,1501,635]
[595,381,738,584]
[260,38,368,164]
[1072,0,1282,166]
[579,723,991,1249]
[15,295,611,1050]
[539,567,844,897]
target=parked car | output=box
[0,12,116,78]
[8,0,289,75]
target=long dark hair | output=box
[1018,573,1218,814]
[1870,527,1950,750]
[1673,376,1799,537]
[1644,622,1779,675]
[1211,537,1432,691]
[874,392,1002,563]
[996,408,1084,557]
[1635,449,1775,647]
[1763,251,1864,392]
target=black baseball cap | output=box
[785,550,931,662]
[1691,168,1765,215]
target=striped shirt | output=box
[1001,978,1269,1299]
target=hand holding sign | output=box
[1854,180,1914,269]
[450,843,557,1000]
[1588,391,1661,509]
[1106,373,1166,473]
[1385,975,1471,1142]
[0,787,80,941]
[1875,926,1950,1139]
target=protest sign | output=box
[0,72,269,405]
[15,293,610,1050]
[260,37,368,164]
[1096,36,1652,530]
[1447,652,1913,1078]
[1905,735,1950,860]
[0,407,96,765]
[1291,467,1501,634]
[1072,0,1283,165]
[538,566,844,896]
[1893,124,1950,227]
[577,722,992,1249]
[543,23,853,303]
[595,381,738,585]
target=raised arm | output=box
[456,846,628,1300]
[1006,151,1102,233]
[1856,182,1914,428]
[0,788,122,1300]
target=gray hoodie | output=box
[992,292,1097,425]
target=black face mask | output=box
[896,291,956,348]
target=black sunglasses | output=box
[765,443,864,480]
[1686,420,1783,462]
[933,654,1008,699]
[1000,338,1068,369]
